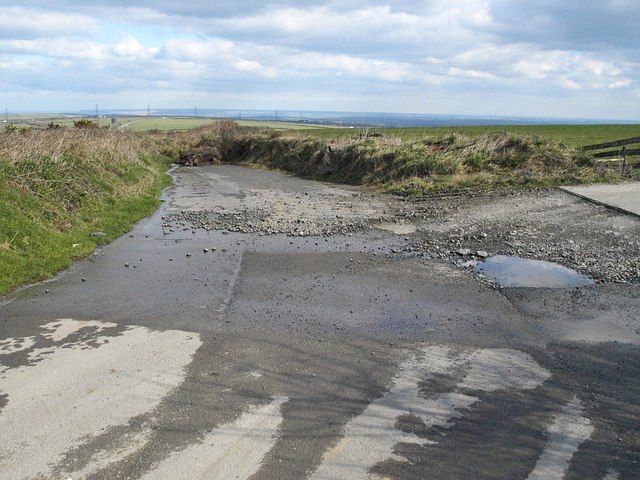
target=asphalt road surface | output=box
[1,165,638,480]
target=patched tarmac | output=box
[560,182,640,217]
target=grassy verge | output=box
[0,128,171,295]
[188,125,635,195]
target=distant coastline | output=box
[78,109,640,128]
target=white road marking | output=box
[0,323,610,479]
[461,348,552,391]
[311,346,551,480]
[527,396,594,480]
[65,429,153,479]
[41,318,116,342]
[0,336,35,355]
[140,396,287,480]
[0,319,201,479]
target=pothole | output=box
[474,255,594,288]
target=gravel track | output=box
[162,180,639,285]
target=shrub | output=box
[73,119,99,129]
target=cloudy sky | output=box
[1,1,639,120]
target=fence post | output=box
[620,146,627,175]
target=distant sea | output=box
[75,108,639,128]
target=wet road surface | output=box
[1,166,639,479]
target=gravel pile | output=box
[162,209,383,237]
[390,191,640,284]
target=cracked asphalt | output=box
[1,165,638,479]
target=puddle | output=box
[474,255,594,288]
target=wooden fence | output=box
[581,136,640,174]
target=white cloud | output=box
[162,39,236,62]
[447,67,495,80]
[208,3,495,58]
[234,60,277,78]
[514,52,565,79]
[158,36,414,83]
[0,1,638,120]
[0,7,97,39]
[112,36,158,58]
[0,58,30,70]
[218,5,421,37]
[582,59,607,77]
[609,79,631,89]
[280,51,414,82]
[560,79,582,90]
[0,39,106,60]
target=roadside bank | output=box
[0,128,172,295]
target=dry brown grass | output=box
[0,128,143,166]
[0,128,163,202]
[183,126,621,193]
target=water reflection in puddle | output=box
[474,255,594,288]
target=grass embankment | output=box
[0,128,171,295]
[190,124,635,194]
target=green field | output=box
[236,120,339,130]
[295,124,640,147]
[5,115,637,146]
[117,117,217,131]
[4,115,339,132]
[3,115,220,131]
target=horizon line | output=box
[4,108,639,125]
